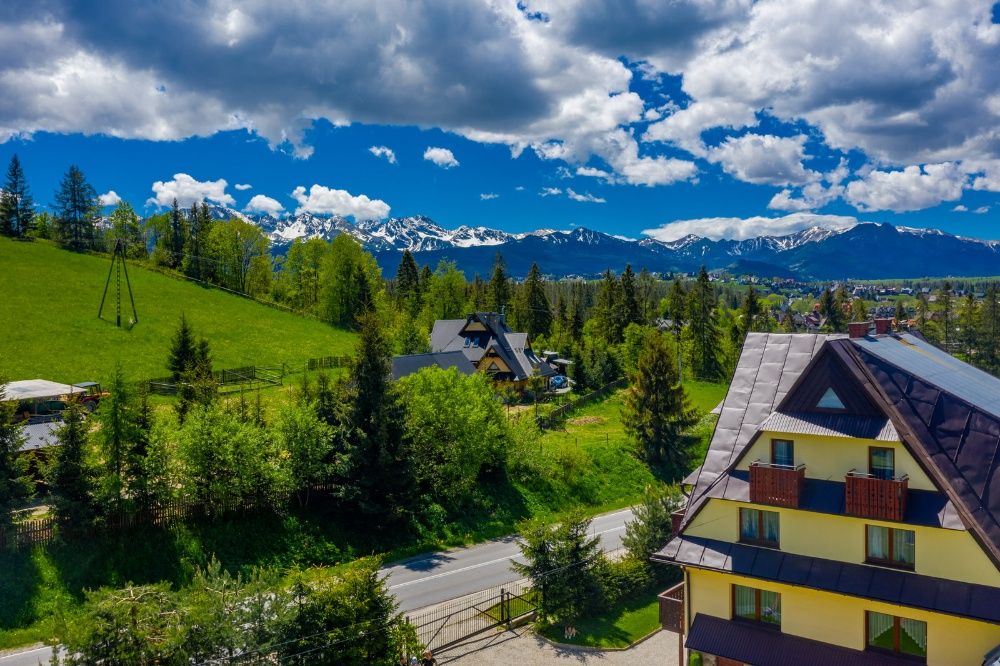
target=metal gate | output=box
[406,579,537,652]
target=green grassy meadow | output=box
[0,238,355,382]
[538,586,662,648]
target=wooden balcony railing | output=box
[845,470,908,521]
[749,461,806,508]
[659,581,685,633]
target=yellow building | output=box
[655,325,1000,665]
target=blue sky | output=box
[1,1,999,241]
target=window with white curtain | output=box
[866,525,915,568]
[739,508,780,547]
[867,611,927,660]
[733,584,781,627]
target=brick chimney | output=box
[874,318,893,335]
[848,321,871,339]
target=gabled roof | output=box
[667,330,1000,571]
[760,411,898,441]
[678,333,840,529]
[429,312,555,381]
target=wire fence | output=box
[535,377,628,429]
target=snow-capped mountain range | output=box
[185,205,1000,280]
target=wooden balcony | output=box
[749,461,806,508]
[659,581,685,633]
[845,470,908,521]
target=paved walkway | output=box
[436,626,681,665]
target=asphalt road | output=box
[0,507,635,666]
[384,507,635,612]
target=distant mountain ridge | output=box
[182,205,1000,280]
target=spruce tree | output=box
[54,165,98,250]
[395,249,420,304]
[895,298,907,331]
[665,277,686,340]
[346,313,414,525]
[94,365,142,514]
[168,314,197,381]
[623,332,698,474]
[50,402,94,525]
[594,269,626,343]
[0,155,34,238]
[488,252,511,314]
[623,485,683,563]
[620,264,642,326]
[819,288,844,332]
[418,264,433,298]
[169,198,186,269]
[0,380,32,526]
[518,262,552,339]
[740,285,762,336]
[686,266,723,381]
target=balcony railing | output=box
[749,461,806,508]
[659,581,685,633]
[845,470,908,521]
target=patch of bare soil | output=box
[569,415,606,426]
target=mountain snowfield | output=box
[187,206,1000,280]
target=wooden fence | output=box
[145,364,286,395]
[305,356,353,371]
[535,377,628,429]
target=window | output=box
[866,611,927,660]
[739,508,780,547]
[771,439,794,467]
[866,525,915,568]
[733,585,781,627]
[817,387,846,409]
[870,447,895,480]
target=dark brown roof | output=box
[847,333,1000,569]
[656,535,1000,625]
[686,613,922,666]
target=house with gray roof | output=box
[429,312,557,388]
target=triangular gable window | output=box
[817,387,846,410]
[486,362,501,373]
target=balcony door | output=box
[869,447,895,480]
[771,439,794,467]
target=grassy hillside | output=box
[0,239,355,382]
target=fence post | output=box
[501,588,508,626]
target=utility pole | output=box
[98,238,138,327]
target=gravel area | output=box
[435,626,681,665]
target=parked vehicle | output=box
[551,375,568,389]
[72,382,109,412]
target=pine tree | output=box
[488,252,511,313]
[740,285,762,336]
[665,277,686,340]
[169,198,186,269]
[622,485,683,563]
[623,332,698,473]
[0,380,32,526]
[518,262,552,339]
[686,267,723,381]
[50,402,94,525]
[94,365,143,514]
[620,264,642,326]
[395,249,420,312]
[569,295,584,343]
[108,201,145,258]
[470,274,486,311]
[53,165,97,250]
[418,264,433,298]
[0,155,35,238]
[594,270,626,343]
[851,298,868,323]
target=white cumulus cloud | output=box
[643,212,860,242]
[235,183,252,190]
[291,184,390,220]
[244,194,284,216]
[540,187,562,197]
[369,145,397,163]
[707,134,817,186]
[975,205,990,214]
[480,192,499,200]
[98,190,121,206]
[953,204,969,212]
[147,173,235,208]
[423,147,459,168]
[845,163,967,212]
